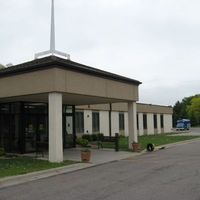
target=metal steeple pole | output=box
[35,0,70,59]
[50,0,55,52]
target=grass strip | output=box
[0,157,77,178]
[102,134,200,151]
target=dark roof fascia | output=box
[138,102,173,108]
[0,56,142,86]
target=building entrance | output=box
[24,114,48,153]
[63,105,76,148]
[0,102,76,154]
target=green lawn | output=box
[0,157,77,178]
[139,135,200,150]
[102,134,200,151]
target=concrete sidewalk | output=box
[0,149,140,189]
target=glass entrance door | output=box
[24,115,48,153]
[63,105,76,148]
[63,115,75,148]
[24,115,37,152]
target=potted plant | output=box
[81,148,91,162]
[132,141,141,152]
[76,138,91,162]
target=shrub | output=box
[91,134,98,141]
[97,133,104,141]
[76,138,89,147]
[82,134,92,142]
[0,148,5,157]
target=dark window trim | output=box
[92,112,100,133]
[153,114,157,129]
[160,114,164,128]
[75,111,84,133]
[119,112,125,131]
[143,114,147,130]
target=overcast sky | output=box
[0,0,199,106]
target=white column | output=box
[138,113,144,136]
[111,111,119,136]
[128,102,137,149]
[124,112,129,136]
[164,114,173,133]
[100,111,109,136]
[147,113,154,135]
[48,92,63,163]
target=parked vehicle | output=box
[176,119,191,131]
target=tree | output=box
[187,97,200,126]
[173,94,200,127]
[173,101,182,126]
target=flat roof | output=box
[0,56,142,85]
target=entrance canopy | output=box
[0,56,141,162]
[0,56,141,105]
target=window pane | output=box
[119,113,125,131]
[63,105,73,114]
[24,103,47,114]
[92,112,99,133]
[137,114,139,130]
[154,114,157,129]
[0,104,10,114]
[75,112,84,133]
[160,114,164,128]
[143,114,147,129]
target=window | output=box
[63,105,73,114]
[160,114,164,128]
[143,114,147,129]
[92,112,100,133]
[153,114,157,129]
[75,112,84,133]
[119,113,125,131]
[24,103,47,114]
[0,104,10,114]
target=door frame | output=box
[63,105,76,148]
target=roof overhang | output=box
[0,56,141,104]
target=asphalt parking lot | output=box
[174,127,200,136]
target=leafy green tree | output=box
[187,97,200,126]
[173,94,200,126]
[173,101,182,126]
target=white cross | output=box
[35,0,70,59]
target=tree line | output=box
[173,94,200,127]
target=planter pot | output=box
[132,143,140,152]
[81,151,91,162]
